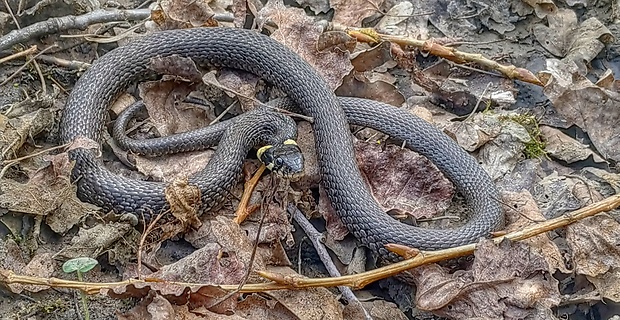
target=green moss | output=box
[499,113,547,159]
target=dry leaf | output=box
[336,72,405,107]
[56,222,134,259]
[216,69,260,111]
[567,214,620,302]
[135,150,215,183]
[375,1,430,39]
[522,0,558,18]
[0,152,100,234]
[419,0,480,38]
[541,59,620,162]
[411,239,561,319]
[292,0,330,14]
[354,140,454,220]
[477,114,532,180]
[501,190,570,274]
[266,268,344,320]
[331,0,384,27]
[138,80,207,137]
[0,108,53,160]
[7,253,54,294]
[540,125,605,163]
[533,9,613,74]
[257,0,353,90]
[153,0,219,29]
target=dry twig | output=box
[289,204,373,320]
[233,164,266,224]
[345,27,543,86]
[2,193,619,294]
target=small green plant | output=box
[62,257,98,320]
[500,113,547,159]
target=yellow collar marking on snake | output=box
[257,145,275,170]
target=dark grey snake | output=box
[60,27,503,259]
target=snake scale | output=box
[60,27,504,259]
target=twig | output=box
[289,204,373,320]
[209,101,238,125]
[2,194,620,294]
[32,59,46,96]
[345,27,543,86]
[35,54,91,70]
[210,174,272,308]
[0,9,236,52]
[137,210,167,279]
[233,164,266,224]
[0,45,58,86]
[0,143,69,179]
[204,79,314,123]
[0,9,151,51]
[0,45,37,64]
[3,0,20,29]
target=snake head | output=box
[257,139,304,180]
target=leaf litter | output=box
[1,0,620,319]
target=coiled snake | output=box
[60,27,504,260]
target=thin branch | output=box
[0,45,58,86]
[2,178,620,294]
[0,45,37,64]
[345,27,543,86]
[289,204,373,320]
[0,9,150,51]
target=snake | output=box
[60,27,504,259]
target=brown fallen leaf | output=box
[566,213,620,302]
[331,0,384,27]
[501,190,570,274]
[135,150,215,183]
[475,0,518,34]
[292,0,330,15]
[256,0,353,90]
[477,114,533,180]
[540,125,605,163]
[335,41,406,106]
[268,283,344,319]
[521,0,557,18]
[216,69,260,111]
[375,1,429,39]
[354,140,454,221]
[181,216,269,283]
[138,80,207,137]
[532,8,613,74]
[152,0,219,30]
[148,55,204,83]
[443,112,503,152]
[335,71,405,107]
[55,222,135,260]
[0,108,54,161]
[0,238,28,277]
[0,152,100,234]
[354,300,408,320]
[541,59,620,162]
[8,253,54,294]
[410,239,561,319]
[417,0,478,39]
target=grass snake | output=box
[60,27,504,259]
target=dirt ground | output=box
[1,0,620,319]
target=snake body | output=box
[60,27,503,258]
